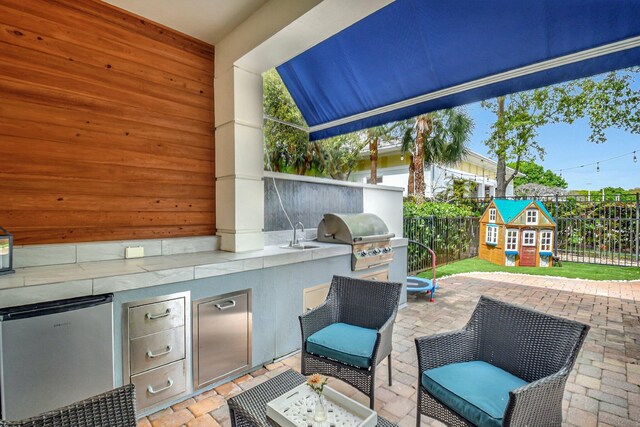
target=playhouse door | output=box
[520,230,537,267]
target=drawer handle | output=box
[146,308,171,320]
[147,378,174,394]
[147,345,172,359]
[215,300,236,310]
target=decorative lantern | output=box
[0,227,14,275]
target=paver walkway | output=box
[139,273,640,427]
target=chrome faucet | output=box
[291,222,305,247]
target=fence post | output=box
[429,216,434,250]
[554,194,559,256]
[445,217,449,264]
[636,193,640,266]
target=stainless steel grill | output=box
[317,213,395,271]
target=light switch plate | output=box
[125,246,144,259]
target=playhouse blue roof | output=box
[493,199,556,224]
[536,202,556,224]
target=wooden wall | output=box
[478,223,506,266]
[0,0,215,245]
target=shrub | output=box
[403,200,475,218]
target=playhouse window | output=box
[540,230,553,252]
[526,209,538,224]
[486,225,498,245]
[489,208,496,223]
[523,230,536,246]
[506,229,518,251]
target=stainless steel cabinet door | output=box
[131,359,186,409]
[129,298,185,339]
[193,291,251,389]
[129,326,185,375]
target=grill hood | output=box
[317,213,395,244]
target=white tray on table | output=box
[266,384,377,427]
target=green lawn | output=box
[418,257,640,281]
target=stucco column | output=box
[212,0,394,252]
[214,65,265,252]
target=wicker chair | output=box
[299,275,402,409]
[1,384,137,427]
[416,296,589,427]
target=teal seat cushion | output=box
[306,323,377,368]
[422,361,528,427]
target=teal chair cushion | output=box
[306,323,377,368]
[422,361,528,427]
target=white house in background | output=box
[350,143,523,197]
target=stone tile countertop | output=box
[0,238,408,308]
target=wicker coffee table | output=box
[228,369,397,427]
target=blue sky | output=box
[464,102,640,191]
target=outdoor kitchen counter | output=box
[0,238,408,308]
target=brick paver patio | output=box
[139,273,640,427]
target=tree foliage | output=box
[483,68,640,196]
[263,69,365,179]
[515,183,567,197]
[569,186,636,200]
[314,134,367,180]
[263,69,311,174]
[445,178,479,200]
[481,93,547,197]
[541,69,640,143]
[508,160,568,188]
[400,108,473,197]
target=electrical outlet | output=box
[125,246,144,259]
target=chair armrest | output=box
[299,302,336,343]
[415,329,478,373]
[373,313,396,365]
[503,369,569,426]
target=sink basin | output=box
[281,244,320,250]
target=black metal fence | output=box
[404,216,479,274]
[542,194,638,267]
[556,217,640,266]
[405,193,640,271]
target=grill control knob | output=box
[372,248,381,255]
[359,250,367,257]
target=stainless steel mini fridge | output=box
[0,294,115,421]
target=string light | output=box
[553,148,639,174]
[400,155,404,161]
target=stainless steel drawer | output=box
[129,298,184,339]
[193,290,251,389]
[131,359,186,409]
[130,326,185,375]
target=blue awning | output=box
[277,0,640,141]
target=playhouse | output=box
[479,199,556,268]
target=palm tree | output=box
[365,123,400,184]
[401,108,473,198]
